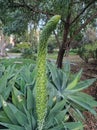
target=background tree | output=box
[0,0,97,68]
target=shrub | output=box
[12,42,37,59]
[47,36,57,53]
[69,48,79,55]
[16,42,31,52]
[7,42,31,53]
[48,44,54,53]
[8,47,21,53]
[21,48,36,59]
[78,42,97,62]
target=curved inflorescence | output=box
[35,15,61,130]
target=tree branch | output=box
[70,11,97,42]
[70,0,95,25]
[53,31,61,48]
[9,2,54,16]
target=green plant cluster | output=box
[16,42,31,52]
[0,62,96,130]
[69,48,78,55]
[9,47,21,53]
[0,15,96,130]
[9,42,37,59]
[8,42,31,53]
[78,42,97,63]
[0,58,35,69]
[47,36,58,53]
[21,49,37,59]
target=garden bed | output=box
[65,55,97,130]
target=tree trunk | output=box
[56,46,65,68]
[56,24,70,68]
[56,12,71,68]
[56,40,70,68]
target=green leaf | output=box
[0,122,24,130]
[0,111,11,123]
[24,106,36,130]
[68,108,85,122]
[47,124,64,130]
[72,92,97,107]
[61,72,68,90]
[48,99,66,118]
[0,75,7,93]
[66,69,82,90]
[16,77,25,93]
[45,100,66,129]
[54,109,68,124]
[48,63,61,90]
[1,97,18,124]
[64,122,83,130]
[63,60,70,74]
[1,96,28,126]
[47,81,58,109]
[27,87,34,111]
[69,78,96,92]
[7,103,28,126]
[3,85,12,100]
[19,66,32,83]
[12,87,26,112]
[68,95,97,115]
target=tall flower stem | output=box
[35,15,61,130]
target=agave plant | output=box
[0,64,18,107]
[15,64,36,94]
[0,63,84,130]
[0,63,97,130]
[47,61,97,121]
[0,15,96,130]
[0,86,83,130]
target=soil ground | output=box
[64,55,97,130]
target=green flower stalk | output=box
[35,15,61,130]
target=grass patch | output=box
[69,49,78,55]
[47,49,78,60]
[0,58,36,68]
[47,52,58,60]
[0,49,78,69]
